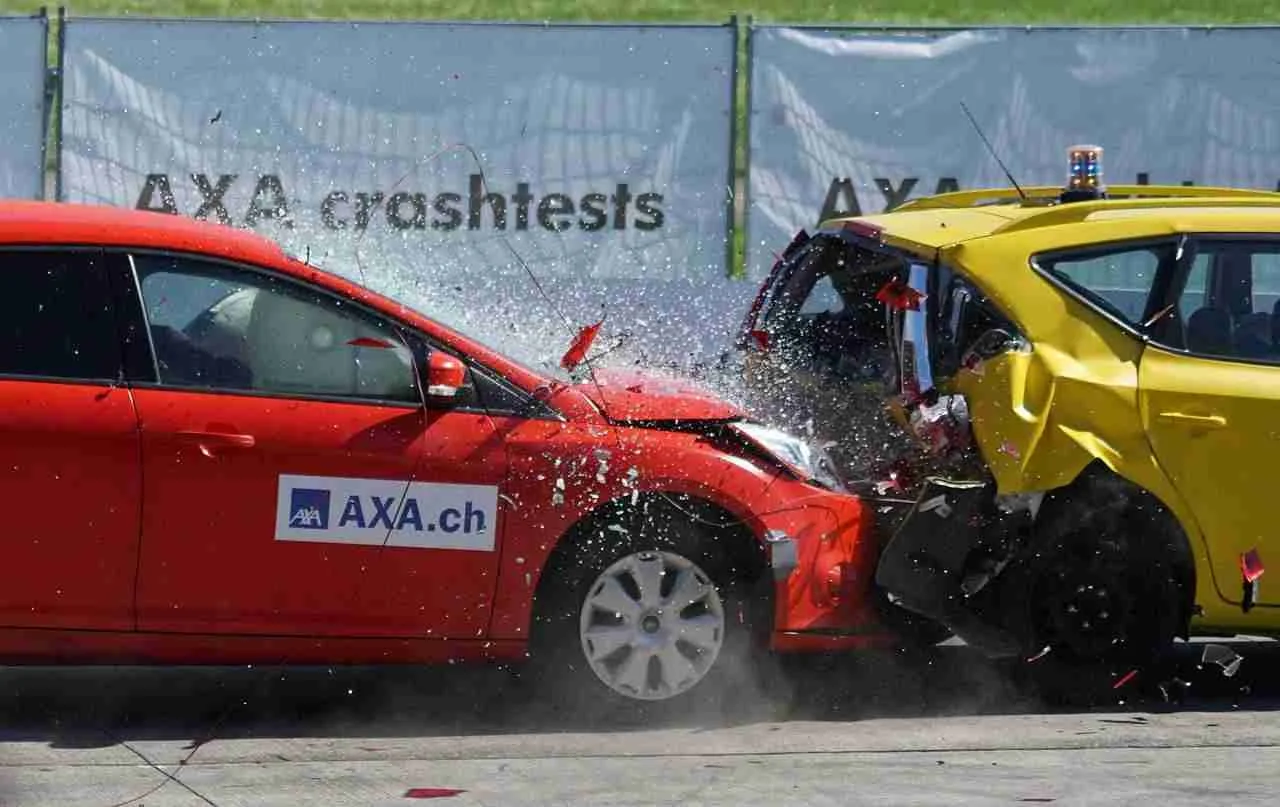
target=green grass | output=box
[2,0,1277,24]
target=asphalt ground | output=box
[0,638,1277,806]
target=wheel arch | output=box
[1036,459,1198,639]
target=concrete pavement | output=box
[3,712,1278,806]
[1,641,1277,806]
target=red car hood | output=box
[575,369,745,423]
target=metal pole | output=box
[52,5,66,202]
[723,14,741,279]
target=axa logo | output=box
[289,488,331,530]
[337,495,488,535]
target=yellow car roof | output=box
[820,185,1280,256]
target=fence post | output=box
[49,5,65,202]
[737,14,755,280]
[723,13,741,280]
[36,6,53,201]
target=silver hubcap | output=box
[579,550,725,701]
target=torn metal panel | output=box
[873,475,1027,657]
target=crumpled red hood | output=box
[575,368,745,423]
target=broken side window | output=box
[758,236,905,387]
[932,266,1024,380]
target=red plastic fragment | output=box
[1242,548,1265,583]
[874,460,915,495]
[1112,669,1139,690]
[405,788,466,799]
[348,336,395,349]
[560,319,604,371]
[748,329,770,351]
[875,278,924,311]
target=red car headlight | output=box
[727,421,846,493]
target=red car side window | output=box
[131,253,420,404]
[0,249,120,382]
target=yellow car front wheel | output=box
[997,471,1191,704]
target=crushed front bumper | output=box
[757,489,896,652]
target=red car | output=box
[0,200,891,708]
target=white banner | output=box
[0,15,48,200]
[748,26,1280,280]
[61,19,748,373]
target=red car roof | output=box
[0,200,289,267]
[0,199,570,403]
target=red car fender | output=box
[750,493,883,638]
[485,419,881,644]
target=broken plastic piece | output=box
[908,394,971,456]
[1241,548,1265,583]
[1112,669,1139,690]
[348,336,395,349]
[876,278,925,312]
[1241,548,1264,612]
[1243,579,1260,612]
[873,460,915,495]
[918,494,953,519]
[405,788,466,799]
[997,440,1022,460]
[560,319,604,370]
[1026,645,1052,663]
[1156,677,1191,704]
[962,352,985,375]
[1201,643,1244,678]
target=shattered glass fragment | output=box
[1200,643,1243,677]
[1026,645,1052,663]
[1156,677,1190,704]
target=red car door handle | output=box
[177,430,257,456]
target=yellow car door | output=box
[1138,237,1280,616]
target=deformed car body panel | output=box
[737,189,1280,652]
[936,235,1226,615]
[878,234,1228,645]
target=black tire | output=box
[994,472,1190,706]
[521,495,783,724]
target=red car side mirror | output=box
[425,351,466,400]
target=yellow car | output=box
[738,146,1280,689]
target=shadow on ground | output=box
[0,639,1275,749]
